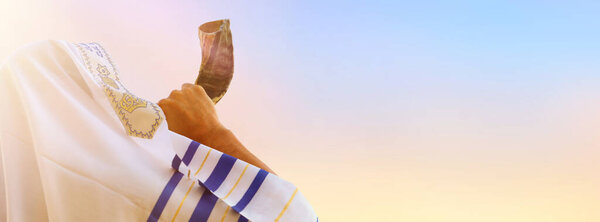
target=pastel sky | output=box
[2,0,600,221]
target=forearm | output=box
[159,83,275,174]
[191,127,276,174]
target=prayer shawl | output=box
[0,40,317,222]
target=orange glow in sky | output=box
[2,0,600,221]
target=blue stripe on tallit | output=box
[232,169,269,212]
[147,171,184,222]
[182,141,200,165]
[237,215,249,222]
[172,141,200,169]
[204,153,237,191]
[189,187,219,221]
[172,155,182,169]
[148,141,200,221]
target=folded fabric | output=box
[0,40,317,222]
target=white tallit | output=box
[0,40,317,222]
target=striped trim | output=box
[189,187,219,221]
[172,156,182,170]
[237,215,249,222]
[223,164,250,199]
[204,154,237,191]
[148,141,199,222]
[171,141,199,169]
[275,188,298,222]
[219,206,230,222]
[182,141,200,166]
[147,171,184,222]
[232,169,269,212]
[194,149,212,176]
[170,181,196,222]
[170,145,214,221]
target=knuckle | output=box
[157,99,171,106]
[193,84,205,92]
[169,90,182,97]
[193,85,207,94]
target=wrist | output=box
[193,124,231,148]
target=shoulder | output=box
[1,39,79,75]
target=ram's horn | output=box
[195,19,234,104]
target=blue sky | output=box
[2,1,600,220]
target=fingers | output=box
[165,83,201,99]
[157,98,179,111]
[182,83,203,91]
[182,83,209,96]
[157,98,171,108]
[160,83,212,109]
[182,83,196,89]
[168,89,183,99]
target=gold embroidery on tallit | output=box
[76,42,163,139]
[97,64,110,76]
[100,76,119,89]
[96,64,119,89]
[119,94,147,113]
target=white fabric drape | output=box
[0,40,317,222]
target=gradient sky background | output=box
[2,0,600,221]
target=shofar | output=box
[195,19,234,104]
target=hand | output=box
[158,83,225,146]
[158,83,276,174]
